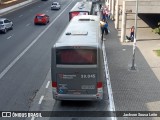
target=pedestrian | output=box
[102,9,106,22]
[103,21,109,34]
[99,4,102,9]
[130,26,134,41]
[100,20,109,40]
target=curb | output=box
[0,0,36,15]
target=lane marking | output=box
[38,95,44,104]
[46,81,50,88]
[19,15,23,17]
[26,23,31,26]
[102,42,117,120]
[0,0,75,80]
[7,36,12,39]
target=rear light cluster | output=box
[96,82,103,98]
[97,82,102,88]
[52,82,57,87]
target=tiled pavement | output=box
[105,14,160,120]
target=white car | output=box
[51,2,61,10]
[0,18,13,34]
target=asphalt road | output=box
[0,1,113,120]
[0,0,78,111]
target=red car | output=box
[34,14,49,25]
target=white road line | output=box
[31,116,35,120]
[26,23,31,26]
[102,42,117,120]
[46,81,50,88]
[0,0,75,80]
[38,95,44,104]
[19,15,23,17]
[7,36,12,39]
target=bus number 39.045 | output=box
[81,74,96,79]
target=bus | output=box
[51,15,104,101]
[69,1,93,20]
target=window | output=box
[4,19,11,23]
[56,49,97,65]
[70,12,89,19]
[52,3,58,5]
[0,21,3,24]
[36,16,43,19]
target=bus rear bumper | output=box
[53,92,103,101]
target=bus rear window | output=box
[56,49,97,64]
[70,12,89,19]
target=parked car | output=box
[51,2,61,10]
[0,18,13,34]
[34,14,49,25]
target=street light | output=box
[131,0,138,70]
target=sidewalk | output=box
[0,0,35,15]
[0,0,27,9]
[104,16,160,120]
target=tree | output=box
[152,22,160,35]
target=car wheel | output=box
[3,28,7,34]
[10,25,13,30]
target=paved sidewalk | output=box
[0,0,36,15]
[0,0,27,9]
[104,16,160,120]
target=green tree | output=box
[153,22,160,35]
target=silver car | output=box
[51,2,61,10]
[0,18,13,34]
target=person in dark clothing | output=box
[130,26,134,41]
[100,20,109,40]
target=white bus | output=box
[51,15,104,101]
[69,1,93,20]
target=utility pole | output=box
[131,0,138,70]
[115,0,119,29]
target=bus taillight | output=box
[52,82,57,88]
[97,82,102,88]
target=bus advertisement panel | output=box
[70,11,89,20]
[69,1,93,20]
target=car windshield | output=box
[36,16,43,19]
[52,3,58,5]
[0,21,3,24]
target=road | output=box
[0,0,112,120]
[0,0,77,111]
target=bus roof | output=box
[69,1,92,13]
[55,15,101,47]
